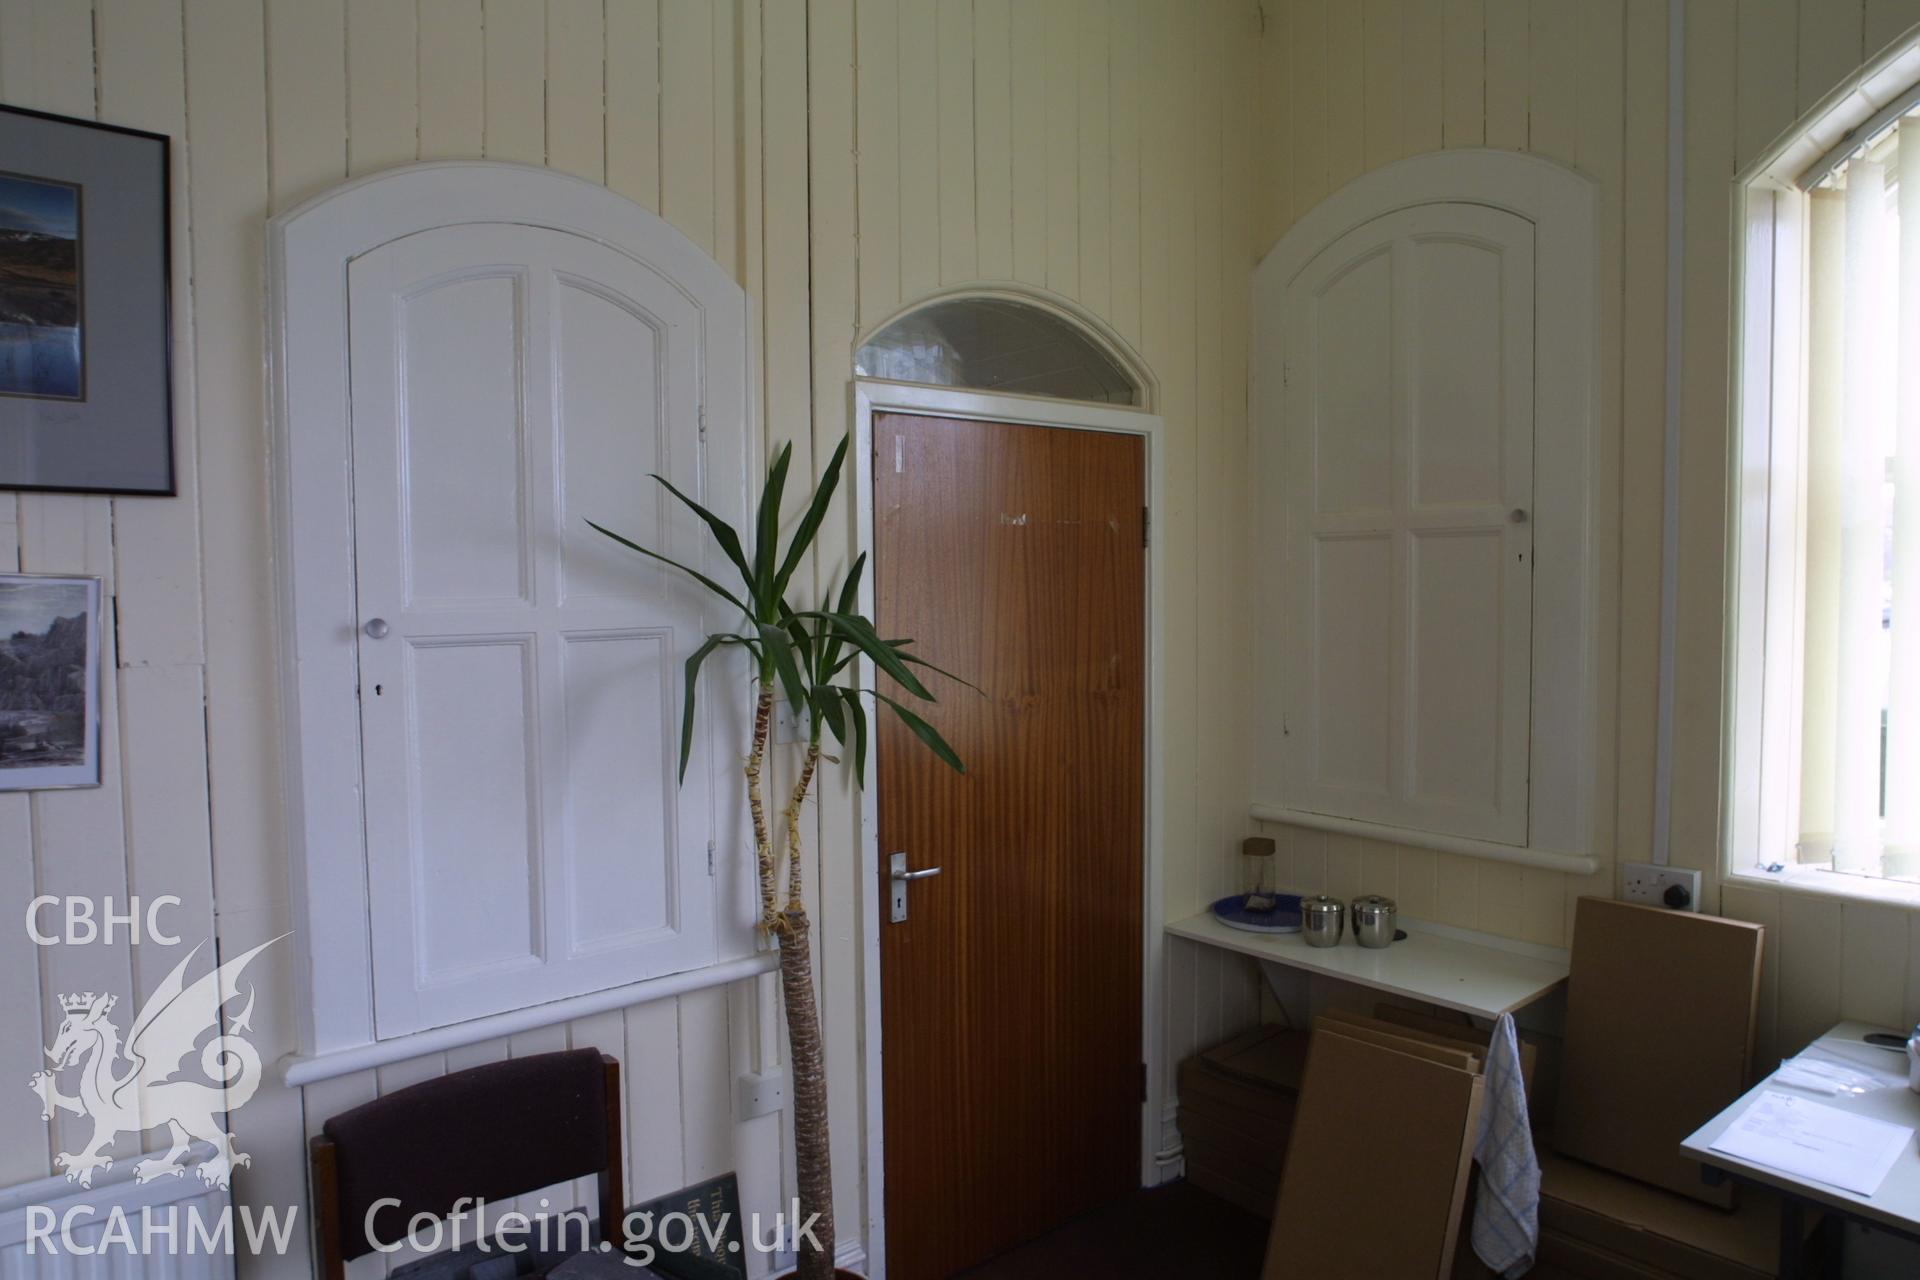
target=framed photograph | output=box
[0,103,172,495]
[0,574,101,790]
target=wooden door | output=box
[876,413,1146,1280]
[1278,202,1535,844]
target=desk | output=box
[1165,910,1568,1020]
[1682,1021,1920,1277]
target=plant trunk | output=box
[745,687,777,930]
[777,741,832,1279]
[778,908,835,1280]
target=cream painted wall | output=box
[1254,0,1920,1076]
[0,1,1260,1275]
[1248,0,1652,954]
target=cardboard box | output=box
[1532,1150,1796,1280]
[1448,1152,1798,1280]
[1177,1026,1303,1214]
[1554,898,1764,1208]
[1265,1020,1486,1279]
[1370,1002,1540,1102]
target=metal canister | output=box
[1300,894,1344,948]
[1351,894,1398,949]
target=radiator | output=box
[0,1144,237,1280]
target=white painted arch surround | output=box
[1252,150,1606,876]
[847,294,1167,1273]
[268,161,759,1070]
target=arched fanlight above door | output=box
[855,295,1143,406]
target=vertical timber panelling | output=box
[0,5,789,1275]
[1250,0,1645,950]
[830,0,1263,1190]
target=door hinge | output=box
[1142,506,1151,548]
[707,840,716,877]
[697,403,707,441]
[1139,1062,1149,1103]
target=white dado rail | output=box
[1249,803,1602,876]
[281,951,777,1087]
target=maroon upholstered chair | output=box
[309,1049,624,1279]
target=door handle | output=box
[363,618,391,639]
[888,851,940,922]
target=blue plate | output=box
[1209,892,1303,933]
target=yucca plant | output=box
[590,433,964,1280]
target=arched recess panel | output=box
[271,162,755,1053]
[1253,150,1604,871]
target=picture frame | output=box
[0,103,173,496]
[0,574,102,791]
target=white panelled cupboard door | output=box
[349,223,718,1037]
[1281,203,1535,844]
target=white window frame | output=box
[268,162,769,1081]
[1726,36,1920,905]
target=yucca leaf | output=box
[753,443,793,610]
[759,623,810,715]
[587,520,750,616]
[678,634,731,783]
[893,648,985,694]
[792,610,933,700]
[819,552,867,676]
[772,434,850,598]
[813,684,846,746]
[873,690,966,774]
[836,552,866,615]
[649,474,753,587]
[844,690,869,783]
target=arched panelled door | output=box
[866,300,1149,1280]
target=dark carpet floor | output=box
[954,1181,1268,1280]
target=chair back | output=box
[310,1049,623,1278]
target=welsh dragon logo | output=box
[28,937,282,1190]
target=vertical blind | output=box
[1809,120,1920,877]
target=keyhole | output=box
[374,684,384,697]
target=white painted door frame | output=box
[849,377,1169,1277]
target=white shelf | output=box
[1166,909,1569,1020]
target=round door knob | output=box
[363,618,390,640]
[1509,508,1529,524]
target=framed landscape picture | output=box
[0,104,172,495]
[0,574,101,791]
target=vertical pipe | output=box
[1652,0,1684,865]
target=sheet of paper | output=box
[1710,1089,1913,1197]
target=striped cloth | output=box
[1471,1013,1540,1279]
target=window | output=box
[855,296,1140,404]
[1731,47,1920,891]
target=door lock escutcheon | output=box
[888,850,941,923]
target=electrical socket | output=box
[773,698,802,745]
[735,1068,787,1120]
[1621,861,1702,912]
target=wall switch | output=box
[735,1068,787,1120]
[1621,861,1702,912]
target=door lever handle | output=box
[893,863,942,881]
[888,852,940,922]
